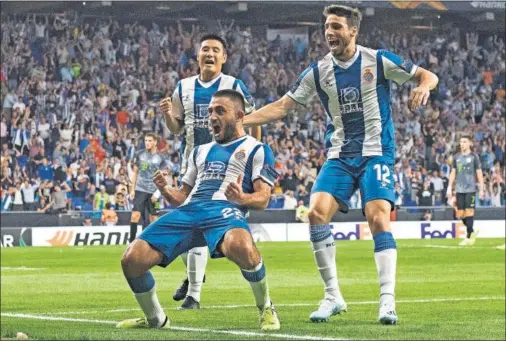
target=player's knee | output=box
[121,243,144,274]
[308,206,328,225]
[366,207,390,233]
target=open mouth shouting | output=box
[211,121,222,139]
[327,38,341,51]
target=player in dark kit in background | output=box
[129,133,171,242]
[447,135,484,246]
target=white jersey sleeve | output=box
[251,144,278,187]
[181,147,198,187]
[379,50,418,86]
[286,63,317,107]
[171,81,184,121]
[234,79,255,114]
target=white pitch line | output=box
[0,313,347,341]
[32,296,506,316]
[0,267,47,271]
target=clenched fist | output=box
[225,174,245,205]
[153,170,170,191]
[159,97,172,116]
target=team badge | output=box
[235,149,246,160]
[362,68,374,83]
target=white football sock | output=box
[242,260,271,309]
[187,246,208,302]
[374,248,397,304]
[311,227,343,302]
[180,251,189,268]
[134,286,166,327]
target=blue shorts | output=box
[311,155,395,213]
[139,201,250,267]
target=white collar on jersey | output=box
[197,72,223,88]
[331,45,360,69]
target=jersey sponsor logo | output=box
[338,87,363,114]
[202,161,227,180]
[420,222,466,239]
[194,104,210,128]
[235,149,246,160]
[362,68,374,83]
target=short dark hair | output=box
[212,89,245,112]
[200,34,228,53]
[323,5,362,32]
[145,133,159,141]
[105,202,112,209]
[460,134,473,142]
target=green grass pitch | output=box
[1,239,505,340]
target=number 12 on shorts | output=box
[373,164,391,184]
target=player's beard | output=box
[331,36,352,60]
[217,123,237,144]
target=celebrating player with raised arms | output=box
[117,90,280,331]
[243,5,439,325]
[159,33,261,310]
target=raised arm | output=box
[153,170,192,207]
[159,84,184,134]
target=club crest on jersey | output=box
[235,149,246,160]
[362,68,374,84]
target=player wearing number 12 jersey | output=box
[243,5,439,325]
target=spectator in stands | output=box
[417,181,435,207]
[94,185,109,211]
[1,186,14,211]
[21,177,39,211]
[50,182,70,213]
[38,158,54,181]
[296,200,309,223]
[11,182,24,211]
[35,196,51,213]
[0,11,504,211]
[82,216,93,226]
[283,190,297,210]
[101,202,118,226]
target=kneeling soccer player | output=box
[116,89,280,331]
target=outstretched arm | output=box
[243,95,297,127]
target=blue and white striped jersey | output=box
[172,73,255,175]
[288,45,418,161]
[180,135,277,210]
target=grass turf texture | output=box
[1,239,505,340]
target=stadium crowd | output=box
[1,12,505,215]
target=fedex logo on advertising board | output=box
[421,222,466,239]
[330,223,372,240]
